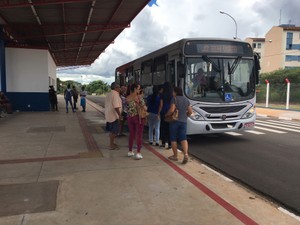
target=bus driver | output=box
[193,68,207,97]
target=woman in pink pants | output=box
[126,83,147,160]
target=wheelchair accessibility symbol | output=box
[225,93,232,102]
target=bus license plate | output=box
[244,122,255,128]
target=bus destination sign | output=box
[184,41,253,56]
[197,44,242,54]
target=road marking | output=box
[202,164,233,182]
[254,126,287,134]
[244,130,265,135]
[278,207,300,222]
[256,121,300,133]
[256,114,268,118]
[278,116,292,121]
[225,132,243,136]
[266,119,300,127]
[258,120,300,129]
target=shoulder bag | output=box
[164,98,178,122]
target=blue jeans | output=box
[169,121,187,142]
[148,113,160,143]
[65,98,74,112]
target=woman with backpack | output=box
[64,84,75,113]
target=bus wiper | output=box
[228,56,241,75]
[202,55,221,72]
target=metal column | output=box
[0,26,6,92]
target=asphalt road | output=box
[88,95,300,215]
[188,118,300,215]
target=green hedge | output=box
[257,68,300,104]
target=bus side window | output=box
[153,55,167,85]
[141,60,153,86]
[167,61,175,85]
[178,62,185,78]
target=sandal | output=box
[108,146,120,150]
[182,155,189,164]
[168,155,178,161]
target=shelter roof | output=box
[0,0,149,67]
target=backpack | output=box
[160,95,172,116]
[73,89,78,98]
[65,89,72,100]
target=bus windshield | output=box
[184,56,255,103]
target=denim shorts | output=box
[169,121,187,142]
[106,119,119,135]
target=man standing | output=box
[64,84,75,113]
[105,82,122,150]
[72,85,79,109]
[49,85,58,111]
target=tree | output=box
[260,68,300,84]
[56,79,82,94]
[85,80,110,95]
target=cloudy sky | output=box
[57,0,300,84]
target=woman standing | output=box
[80,86,87,112]
[126,83,147,159]
[146,85,161,146]
[159,82,173,149]
[166,87,192,164]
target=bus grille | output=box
[199,105,247,113]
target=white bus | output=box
[115,38,260,135]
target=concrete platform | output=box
[0,95,299,225]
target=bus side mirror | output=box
[178,63,185,78]
[254,53,260,84]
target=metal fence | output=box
[256,82,300,108]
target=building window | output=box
[285,55,300,61]
[286,32,293,50]
[257,43,261,49]
[290,44,300,50]
[252,43,256,48]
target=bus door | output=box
[134,70,141,84]
[167,60,175,86]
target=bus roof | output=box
[115,38,251,70]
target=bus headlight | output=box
[189,110,204,121]
[242,107,255,119]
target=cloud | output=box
[57,0,299,84]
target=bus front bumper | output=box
[186,116,256,135]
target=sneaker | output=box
[155,143,159,146]
[135,153,143,160]
[127,151,134,157]
[149,142,153,145]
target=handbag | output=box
[165,98,178,122]
[136,99,149,124]
[165,108,178,122]
[137,105,149,119]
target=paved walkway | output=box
[256,107,300,121]
[0,96,299,225]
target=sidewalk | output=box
[0,96,299,225]
[256,107,300,121]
